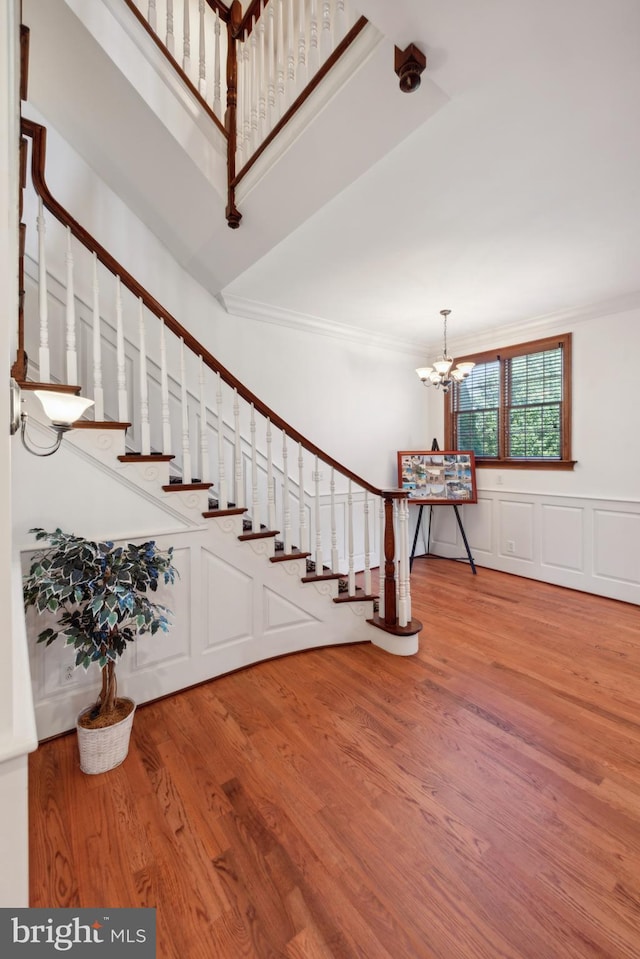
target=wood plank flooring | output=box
[29,560,640,958]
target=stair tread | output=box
[162,481,212,492]
[366,613,423,636]
[73,420,132,429]
[238,530,279,541]
[118,453,174,462]
[301,571,346,582]
[270,549,312,564]
[333,589,379,604]
[202,507,247,518]
[19,380,82,394]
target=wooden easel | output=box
[409,439,477,574]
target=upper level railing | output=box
[123,0,366,226]
[18,117,420,639]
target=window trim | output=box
[444,332,575,470]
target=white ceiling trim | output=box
[217,292,426,356]
[221,287,640,361]
[451,290,640,357]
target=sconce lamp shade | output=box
[33,390,94,428]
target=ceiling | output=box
[224,0,640,351]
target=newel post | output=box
[381,489,408,628]
[225,0,242,228]
[368,488,421,655]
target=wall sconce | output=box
[10,378,94,456]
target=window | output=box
[444,332,574,469]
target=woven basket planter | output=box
[76,699,136,775]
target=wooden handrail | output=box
[206,0,231,21]
[120,0,228,139]
[22,117,404,502]
[234,0,270,39]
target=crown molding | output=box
[434,289,640,357]
[217,293,426,356]
[220,288,640,359]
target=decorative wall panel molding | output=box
[417,490,640,606]
[541,505,584,572]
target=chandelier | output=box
[415,309,475,392]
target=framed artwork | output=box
[397,450,477,505]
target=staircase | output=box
[16,113,422,740]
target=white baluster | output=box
[65,227,77,385]
[309,0,319,75]
[160,323,172,454]
[199,356,210,483]
[298,443,308,552]
[138,298,150,454]
[183,0,191,77]
[335,0,347,41]
[250,18,259,153]
[241,33,251,161]
[92,253,104,420]
[287,0,295,93]
[250,405,260,531]
[267,0,276,128]
[235,37,244,159]
[37,198,50,382]
[198,0,207,95]
[314,457,323,576]
[233,388,243,507]
[266,418,276,530]
[276,0,285,115]
[320,0,332,61]
[216,373,228,509]
[297,0,307,91]
[213,12,222,117]
[257,8,266,143]
[347,479,355,595]
[398,496,410,627]
[115,277,128,423]
[378,496,385,617]
[148,0,157,32]
[330,467,339,573]
[282,430,292,553]
[166,0,175,56]
[364,489,372,596]
[180,339,191,481]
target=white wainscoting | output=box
[419,489,640,605]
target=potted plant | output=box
[23,527,177,774]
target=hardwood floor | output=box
[29,560,640,958]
